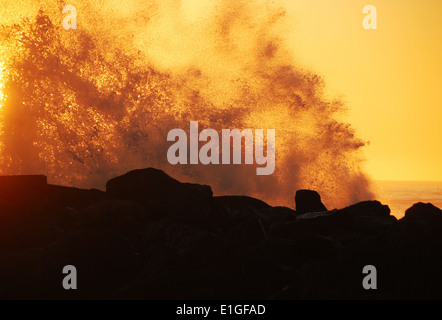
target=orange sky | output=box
[282,0,442,181]
[1,0,441,183]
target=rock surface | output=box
[0,175,47,205]
[0,168,441,299]
[295,189,327,214]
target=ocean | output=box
[373,181,442,219]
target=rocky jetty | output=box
[0,168,441,299]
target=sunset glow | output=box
[0,0,440,212]
[0,61,5,109]
[283,0,442,182]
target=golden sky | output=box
[283,0,442,181]
[1,0,440,184]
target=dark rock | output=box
[271,260,322,299]
[292,233,343,261]
[270,220,299,239]
[270,201,394,240]
[398,202,442,242]
[0,175,47,205]
[256,206,296,222]
[230,257,292,299]
[136,196,198,221]
[46,184,105,209]
[334,201,396,235]
[295,189,327,214]
[76,200,148,234]
[338,200,390,217]
[352,214,397,229]
[182,183,213,199]
[254,206,296,236]
[212,195,270,212]
[241,238,300,268]
[163,224,225,269]
[270,209,343,239]
[0,168,442,300]
[230,218,267,246]
[403,202,442,222]
[106,168,212,202]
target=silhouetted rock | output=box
[292,233,343,260]
[339,200,390,217]
[404,202,442,222]
[254,206,296,236]
[0,175,47,205]
[106,168,212,202]
[337,201,396,230]
[398,202,442,242]
[0,168,441,300]
[46,184,106,208]
[212,195,270,211]
[295,189,327,214]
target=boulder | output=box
[46,185,105,208]
[212,195,270,212]
[295,189,327,214]
[2,168,442,300]
[404,202,442,222]
[292,233,343,260]
[400,202,442,240]
[338,200,390,217]
[106,168,212,202]
[0,175,47,205]
[77,200,148,234]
